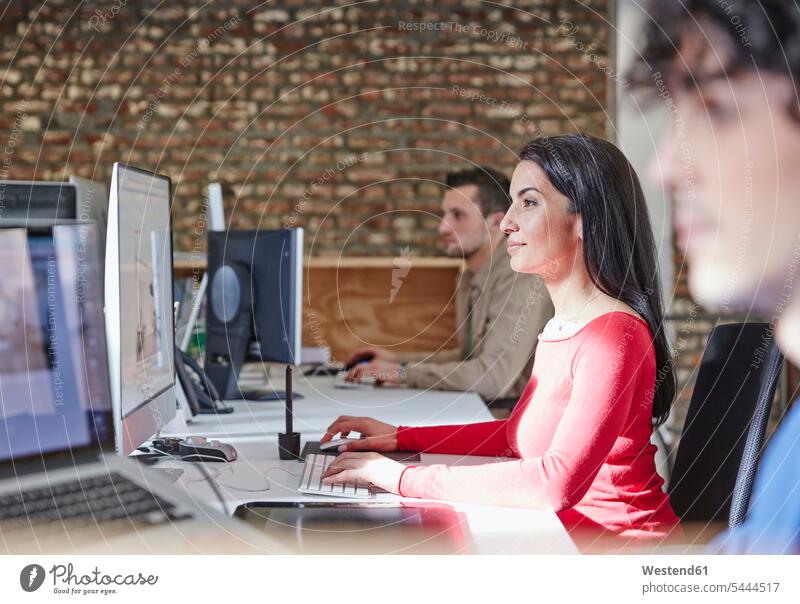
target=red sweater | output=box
[397,312,681,541]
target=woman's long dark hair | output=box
[519,133,675,426]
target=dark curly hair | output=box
[628,0,800,120]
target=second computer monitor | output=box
[105,163,176,455]
[204,228,303,400]
[0,222,113,464]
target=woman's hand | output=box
[321,452,406,494]
[320,415,399,452]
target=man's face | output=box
[648,38,800,313]
[438,184,492,258]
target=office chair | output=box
[667,322,784,529]
[488,397,518,415]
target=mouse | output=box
[319,437,360,451]
[343,353,375,371]
[334,372,377,389]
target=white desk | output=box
[157,373,577,554]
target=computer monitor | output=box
[0,178,108,259]
[204,228,303,400]
[0,222,114,468]
[0,180,77,222]
[104,164,176,456]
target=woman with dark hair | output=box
[320,134,681,544]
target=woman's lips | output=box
[507,241,526,254]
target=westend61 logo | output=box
[19,563,158,596]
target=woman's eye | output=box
[523,198,538,208]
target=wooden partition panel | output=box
[303,258,462,362]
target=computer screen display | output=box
[0,224,113,463]
[115,166,174,419]
[174,275,204,353]
[0,181,77,222]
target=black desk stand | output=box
[278,365,301,460]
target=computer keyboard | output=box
[0,472,191,526]
[298,453,374,499]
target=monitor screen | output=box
[115,166,174,419]
[174,274,204,353]
[0,181,77,222]
[0,224,113,463]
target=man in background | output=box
[634,0,800,554]
[346,166,553,406]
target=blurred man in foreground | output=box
[634,0,800,554]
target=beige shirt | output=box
[402,243,554,401]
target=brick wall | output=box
[0,0,610,255]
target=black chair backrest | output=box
[668,322,783,527]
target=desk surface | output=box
[158,372,577,554]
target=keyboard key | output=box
[297,453,373,499]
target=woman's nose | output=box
[500,207,517,235]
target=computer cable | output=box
[181,463,272,494]
[194,461,229,516]
[263,466,304,490]
[265,466,303,478]
[216,467,271,494]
